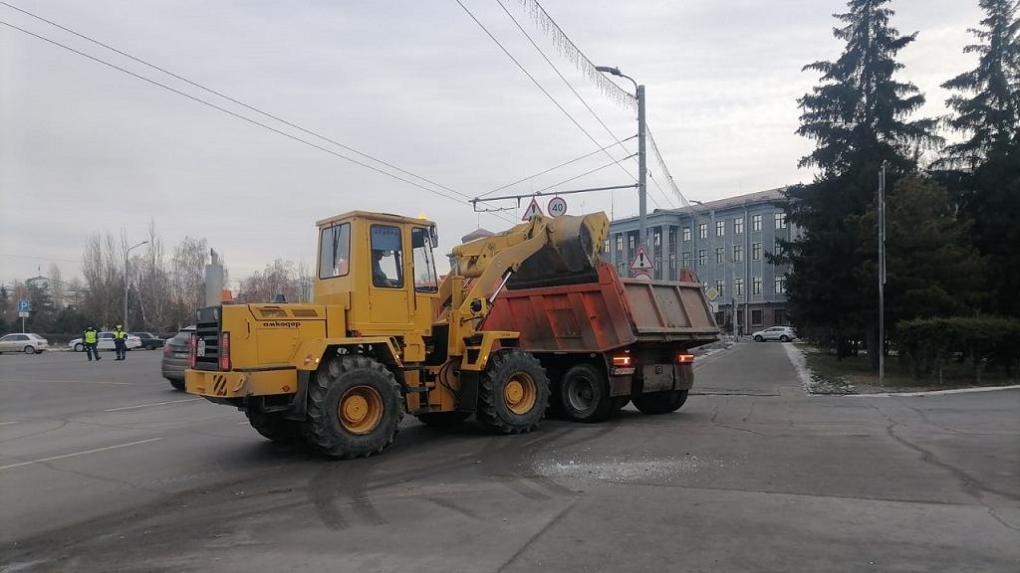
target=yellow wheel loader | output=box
[185,210,609,458]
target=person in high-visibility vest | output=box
[113,325,128,361]
[83,326,101,362]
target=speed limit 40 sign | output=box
[547,196,567,217]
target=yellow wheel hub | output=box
[503,373,537,415]
[338,385,384,435]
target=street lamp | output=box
[124,240,148,331]
[595,65,647,253]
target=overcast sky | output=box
[1,0,982,285]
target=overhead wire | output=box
[0,8,516,223]
[452,0,638,189]
[477,134,635,199]
[493,0,640,185]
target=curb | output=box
[839,384,1020,398]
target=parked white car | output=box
[0,333,49,354]
[752,326,797,342]
[68,332,142,352]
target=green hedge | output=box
[894,317,1020,382]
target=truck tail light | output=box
[187,334,197,369]
[677,353,695,365]
[611,354,632,367]
[219,332,231,371]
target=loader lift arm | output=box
[435,212,609,361]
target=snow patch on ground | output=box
[782,342,856,395]
[536,456,714,482]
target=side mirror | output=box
[430,225,439,247]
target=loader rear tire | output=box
[477,350,549,434]
[560,363,613,423]
[632,390,688,415]
[304,355,404,459]
[416,411,471,428]
[246,408,303,444]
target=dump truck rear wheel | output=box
[477,350,549,434]
[304,355,404,458]
[246,408,303,444]
[416,411,471,428]
[560,363,613,423]
[611,396,630,412]
[632,390,688,415]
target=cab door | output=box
[367,224,413,328]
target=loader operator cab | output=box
[315,211,439,334]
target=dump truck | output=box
[186,210,609,458]
[484,262,717,422]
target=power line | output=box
[453,0,637,185]
[0,14,514,224]
[1,2,478,205]
[531,153,636,195]
[646,125,691,209]
[493,0,639,185]
[477,134,635,199]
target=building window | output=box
[618,263,626,276]
[682,227,691,241]
[734,278,744,296]
[753,276,762,295]
[669,253,677,269]
[715,280,725,297]
[698,223,708,239]
[752,242,762,261]
[775,275,787,294]
[775,211,787,229]
[751,309,763,326]
[628,235,636,249]
[616,235,623,252]
[698,250,706,266]
[752,214,762,232]
[604,239,610,253]
[716,220,725,237]
[654,230,661,246]
[733,245,744,262]
[715,247,724,264]
[682,252,691,267]
[734,217,744,234]
[774,309,787,325]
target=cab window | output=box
[412,227,438,293]
[371,225,404,288]
[319,222,351,279]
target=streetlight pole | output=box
[124,240,148,331]
[595,66,647,251]
[878,163,887,386]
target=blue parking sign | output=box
[18,299,31,313]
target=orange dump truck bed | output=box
[485,262,718,353]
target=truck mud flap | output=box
[642,364,675,392]
[280,370,310,421]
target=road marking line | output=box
[0,437,163,471]
[0,379,132,385]
[104,398,200,412]
[0,421,19,426]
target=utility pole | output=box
[636,84,647,249]
[124,240,149,331]
[878,163,887,386]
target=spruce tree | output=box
[942,0,1020,167]
[781,0,939,362]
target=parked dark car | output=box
[161,326,194,391]
[131,332,165,350]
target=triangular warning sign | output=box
[522,198,543,221]
[630,245,654,272]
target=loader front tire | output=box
[477,350,549,434]
[632,390,688,415]
[246,408,303,444]
[304,355,404,459]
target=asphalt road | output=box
[1,344,1018,572]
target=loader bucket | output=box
[509,212,610,289]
